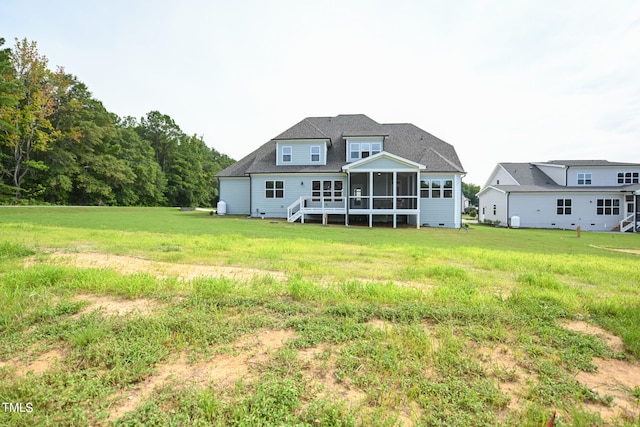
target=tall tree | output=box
[2,39,61,199]
[39,76,135,205]
[462,181,480,206]
[112,117,166,206]
[136,111,181,173]
[0,37,19,199]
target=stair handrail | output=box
[620,213,635,232]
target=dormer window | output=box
[282,146,292,163]
[348,140,383,162]
[310,146,320,162]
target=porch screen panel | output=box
[398,172,418,209]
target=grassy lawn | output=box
[0,207,639,426]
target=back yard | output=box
[0,207,639,426]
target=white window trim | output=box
[282,146,292,164]
[310,146,321,163]
[577,172,592,185]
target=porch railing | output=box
[619,213,635,232]
[349,196,418,210]
[287,196,347,222]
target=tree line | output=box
[0,38,235,206]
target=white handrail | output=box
[619,213,634,232]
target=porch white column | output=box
[393,171,397,228]
[416,172,421,229]
[369,171,373,227]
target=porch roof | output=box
[341,152,425,172]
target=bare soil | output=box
[105,329,298,424]
[73,293,160,317]
[43,251,287,282]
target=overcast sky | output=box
[3,0,639,185]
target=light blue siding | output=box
[219,178,250,215]
[251,174,346,218]
[419,174,461,227]
[276,141,327,166]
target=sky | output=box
[2,0,640,185]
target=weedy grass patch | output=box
[0,207,639,426]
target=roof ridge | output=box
[428,147,464,172]
[303,118,330,139]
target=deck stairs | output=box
[287,197,347,223]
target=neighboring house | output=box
[461,195,471,214]
[477,160,640,232]
[216,114,465,228]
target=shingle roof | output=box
[547,160,640,167]
[487,161,640,193]
[217,114,465,177]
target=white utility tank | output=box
[217,200,227,215]
[510,215,520,228]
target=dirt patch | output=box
[562,320,626,354]
[479,344,534,417]
[562,320,640,423]
[0,348,64,377]
[577,357,640,423]
[298,344,367,405]
[105,329,297,424]
[43,252,286,282]
[73,294,159,317]
[589,245,640,256]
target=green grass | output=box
[0,207,639,426]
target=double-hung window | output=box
[431,180,441,198]
[618,172,639,184]
[310,146,320,162]
[443,180,453,198]
[420,180,430,198]
[266,181,284,198]
[577,173,591,185]
[312,180,343,202]
[556,199,571,215]
[596,199,620,215]
[282,146,292,163]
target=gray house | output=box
[478,160,640,232]
[216,114,465,228]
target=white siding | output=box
[566,166,640,187]
[218,178,250,215]
[276,141,327,166]
[478,187,508,225]
[251,174,346,218]
[508,192,626,231]
[534,163,566,185]
[493,166,518,185]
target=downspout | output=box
[506,192,510,227]
[248,174,252,218]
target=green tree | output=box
[38,76,135,205]
[462,181,480,207]
[0,37,19,199]
[136,111,181,173]
[2,39,61,199]
[112,117,166,206]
